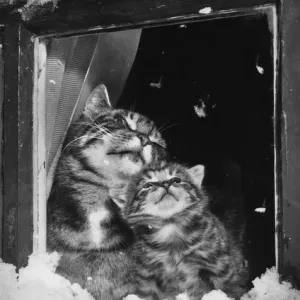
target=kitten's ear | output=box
[111,196,127,209]
[83,83,112,120]
[188,165,205,187]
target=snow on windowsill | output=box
[1,252,300,300]
[0,252,93,300]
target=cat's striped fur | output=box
[47,84,168,300]
[112,163,249,300]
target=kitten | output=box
[111,163,249,300]
[47,84,168,300]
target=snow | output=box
[25,0,57,6]
[255,207,266,213]
[202,290,232,300]
[194,101,207,118]
[1,253,300,300]
[241,267,300,300]
[123,295,144,300]
[198,7,213,14]
[0,252,94,300]
[124,291,231,300]
[256,65,264,75]
[0,260,18,300]
[149,76,163,89]
[176,294,192,300]
[123,293,192,300]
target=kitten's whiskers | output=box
[158,122,180,133]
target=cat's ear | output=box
[83,83,112,120]
[188,164,205,187]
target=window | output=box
[36,5,278,281]
[2,0,299,284]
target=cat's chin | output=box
[144,199,188,219]
[156,193,178,204]
[155,194,180,212]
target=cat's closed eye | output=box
[143,182,155,190]
[116,116,128,127]
[103,116,128,130]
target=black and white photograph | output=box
[0,1,300,299]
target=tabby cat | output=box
[111,162,249,300]
[47,84,168,300]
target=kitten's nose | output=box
[138,134,150,147]
[162,181,171,191]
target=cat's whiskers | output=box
[130,96,137,112]
[61,135,91,154]
[98,127,110,135]
[108,135,137,144]
[72,121,97,127]
[71,121,113,137]
[91,121,112,134]
[158,122,180,133]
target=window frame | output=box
[2,0,299,283]
[2,25,34,268]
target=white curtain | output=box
[45,30,142,198]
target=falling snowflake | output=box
[256,65,264,74]
[194,101,206,118]
[255,207,266,213]
[199,7,212,14]
[256,55,264,75]
[149,76,163,89]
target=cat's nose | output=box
[138,134,150,147]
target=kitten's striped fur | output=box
[112,163,248,300]
[47,84,168,300]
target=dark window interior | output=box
[117,15,275,280]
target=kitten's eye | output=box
[143,182,155,190]
[170,177,182,184]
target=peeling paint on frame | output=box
[265,5,280,274]
[7,207,16,249]
[37,4,278,39]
